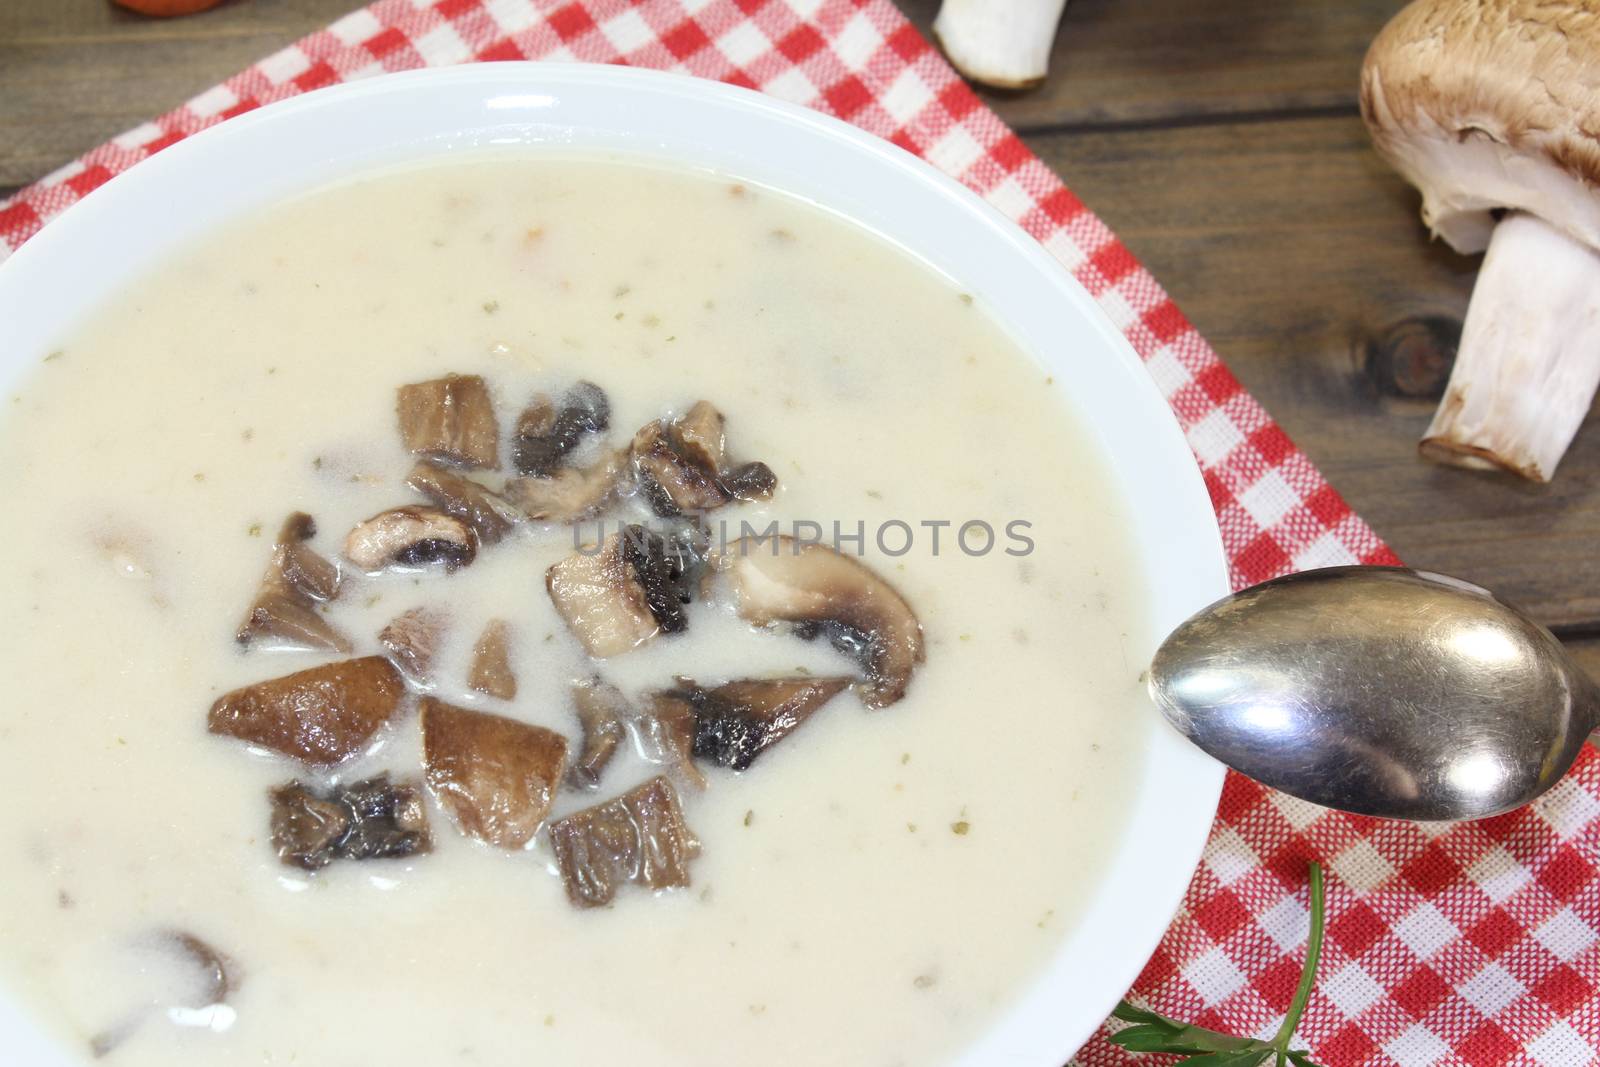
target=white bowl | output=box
[0,63,1228,1066]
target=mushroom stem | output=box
[1422,212,1600,482]
[932,0,1069,90]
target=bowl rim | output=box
[0,62,1228,1067]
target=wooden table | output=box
[7,0,1600,673]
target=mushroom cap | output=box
[1361,0,1600,254]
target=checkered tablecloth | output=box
[3,2,1597,1063]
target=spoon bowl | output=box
[1149,566,1596,821]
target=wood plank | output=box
[0,0,355,188]
[0,0,1404,189]
[895,0,1400,132]
[1032,115,1600,630]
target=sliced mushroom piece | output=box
[269,774,431,870]
[632,417,729,515]
[168,932,235,1006]
[631,400,778,515]
[569,678,629,790]
[271,512,341,600]
[720,536,925,709]
[236,593,349,655]
[87,930,240,1059]
[668,676,853,771]
[546,531,657,658]
[620,523,697,635]
[269,784,349,870]
[547,525,702,657]
[720,461,779,502]
[467,619,517,700]
[207,656,406,766]
[635,691,708,791]
[547,776,700,909]
[236,512,350,653]
[397,373,500,469]
[336,776,434,862]
[503,447,630,523]
[511,381,611,476]
[379,606,448,684]
[406,461,520,545]
[673,400,726,472]
[344,505,477,573]
[420,698,569,849]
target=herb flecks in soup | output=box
[0,158,1156,1067]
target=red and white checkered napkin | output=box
[3,1,1597,1063]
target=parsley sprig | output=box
[1109,862,1326,1067]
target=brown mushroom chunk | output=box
[631,401,778,516]
[569,679,628,790]
[207,656,406,766]
[721,536,924,708]
[397,373,500,469]
[269,775,432,870]
[169,932,235,1006]
[720,461,779,502]
[621,523,698,634]
[667,676,852,771]
[236,512,350,653]
[504,447,631,523]
[635,691,708,791]
[548,776,700,909]
[673,400,727,471]
[632,417,729,515]
[548,532,657,658]
[406,461,520,545]
[420,698,569,849]
[511,381,611,476]
[379,606,448,684]
[344,505,477,573]
[467,619,517,700]
[547,525,700,657]
[270,512,341,600]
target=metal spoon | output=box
[1148,566,1594,821]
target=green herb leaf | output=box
[1176,1052,1274,1067]
[1110,862,1326,1066]
[1107,1017,1265,1055]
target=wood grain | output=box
[1034,116,1600,631]
[895,0,1398,131]
[0,0,1401,187]
[0,0,354,187]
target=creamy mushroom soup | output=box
[0,157,1157,1066]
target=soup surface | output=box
[0,157,1157,1066]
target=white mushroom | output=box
[933,0,1069,90]
[1362,1,1600,481]
[504,448,630,523]
[343,506,477,573]
[717,536,924,709]
[545,532,661,658]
